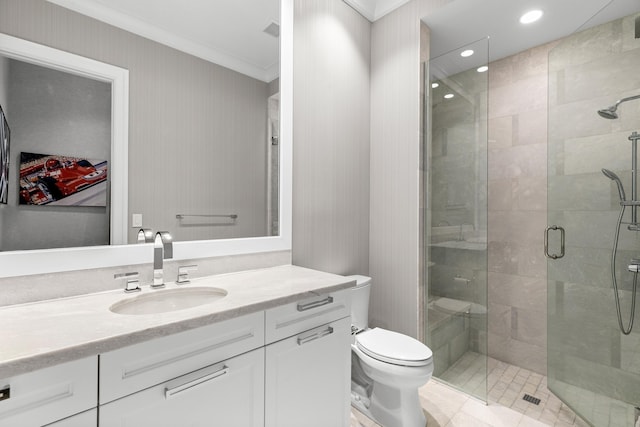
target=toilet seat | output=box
[356,328,433,367]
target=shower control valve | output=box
[628,259,640,273]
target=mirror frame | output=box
[0,0,293,278]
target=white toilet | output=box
[348,275,434,427]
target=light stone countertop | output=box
[0,265,355,379]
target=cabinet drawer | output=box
[100,311,264,404]
[265,288,350,344]
[0,356,97,427]
[100,348,264,427]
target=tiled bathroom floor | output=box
[350,355,593,427]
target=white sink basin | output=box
[110,287,227,315]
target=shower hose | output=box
[611,204,638,335]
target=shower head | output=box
[598,107,618,119]
[602,168,626,201]
[597,94,640,119]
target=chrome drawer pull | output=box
[297,326,334,346]
[297,296,334,312]
[164,366,228,399]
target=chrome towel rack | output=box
[176,214,238,220]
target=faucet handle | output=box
[114,271,141,293]
[177,264,198,285]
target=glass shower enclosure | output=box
[547,9,640,427]
[424,38,489,401]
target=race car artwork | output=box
[19,152,108,206]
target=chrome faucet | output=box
[153,231,173,288]
[137,228,153,243]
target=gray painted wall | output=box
[292,0,453,339]
[2,59,111,250]
[368,0,451,338]
[0,0,270,247]
[292,0,371,277]
[369,1,423,337]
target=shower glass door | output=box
[547,10,640,426]
[424,38,488,401]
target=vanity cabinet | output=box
[265,290,352,427]
[98,311,265,426]
[99,349,264,427]
[0,356,97,427]
[0,284,353,427]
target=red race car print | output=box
[19,152,108,206]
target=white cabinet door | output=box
[0,357,97,427]
[265,316,351,427]
[45,409,96,427]
[99,348,264,427]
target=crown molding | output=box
[47,0,276,82]
[343,0,412,22]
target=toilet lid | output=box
[356,328,433,367]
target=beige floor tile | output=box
[519,415,551,427]
[446,411,494,427]
[351,354,635,427]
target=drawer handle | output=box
[297,296,334,312]
[297,326,334,346]
[0,386,9,402]
[164,366,228,399]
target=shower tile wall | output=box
[487,42,556,375]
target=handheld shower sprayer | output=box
[602,168,626,201]
[597,97,640,334]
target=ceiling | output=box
[423,0,640,63]
[345,0,639,68]
[47,0,280,82]
[46,0,639,82]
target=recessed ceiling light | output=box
[431,82,439,88]
[444,93,454,99]
[460,49,474,57]
[477,65,488,73]
[520,9,543,24]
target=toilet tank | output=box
[345,275,371,331]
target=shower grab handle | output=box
[544,225,565,259]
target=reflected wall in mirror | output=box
[0,57,112,250]
[0,0,281,251]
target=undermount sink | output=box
[110,287,227,315]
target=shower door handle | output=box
[544,225,565,259]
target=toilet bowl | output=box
[347,275,434,427]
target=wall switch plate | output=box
[132,213,143,228]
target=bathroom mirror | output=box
[0,0,293,277]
